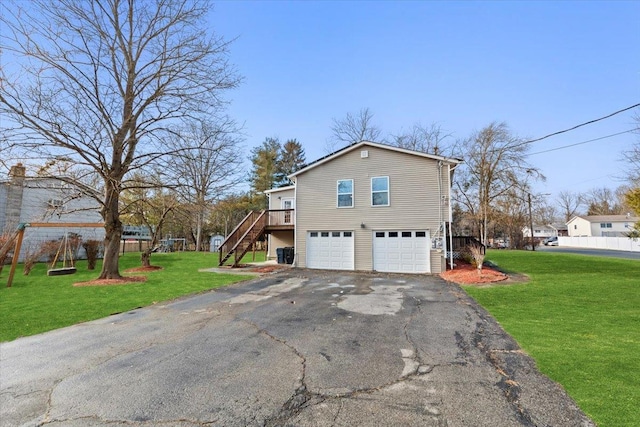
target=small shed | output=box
[210,234,225,252]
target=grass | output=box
[0,251,262,342]
[463,250,640,427]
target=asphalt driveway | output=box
[1,270,594,426]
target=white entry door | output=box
[306,231,354,270]
[373,230,430,273]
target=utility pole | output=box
[528,193,535,251]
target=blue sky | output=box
[209,1,640,198]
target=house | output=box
[522,223,569,239]
[522,225,557,239]
[219,141,462,274]
[567,214,639,237]
[0,164,105,261]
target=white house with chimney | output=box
[0,164,105,261]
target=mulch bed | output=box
[440,260,508,285]
[124,266,164,273]
[73,276,148,287]
[72,265,162,286]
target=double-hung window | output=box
[337,179,353,208]
[371,176,389,206]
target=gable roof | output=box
[289,141,463,178]
[568,214,639,224]
[264,185,295,194]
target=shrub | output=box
[23,243,44,275]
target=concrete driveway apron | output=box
[0,270,594,427]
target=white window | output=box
[371,176,389,206]
[337,179,353,208]
[48,199,64,208]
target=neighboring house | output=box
[522,223,568,239]
[0,164,105,261]
[522,225,557,239]
[567,215,640,237]
[219,141,462,274]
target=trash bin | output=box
[276,248,285,264]
[283,247,295,264]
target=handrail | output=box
[218,209,294,266]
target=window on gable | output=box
[337,179,353,208]
[371,176,389,206]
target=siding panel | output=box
[295,145,452,272]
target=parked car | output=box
[543,236,558,246]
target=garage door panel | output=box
[373,230,430,273]
[307,231,354,270]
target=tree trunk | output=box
[195,210,203,252]
[141,249,151,267]
[99,182,123,279]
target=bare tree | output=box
[0,0,241,278]
[120,174,179,267]
[390,122,454,156]
[326,108,382,153]
[621,110,640,186]
[453,122,543,245]
[583,187,626,215]
[557,191,583,222]
[167,119,244,251]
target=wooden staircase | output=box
[218,210,268,267]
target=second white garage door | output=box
[306,231,354,270]
[373,230,430,273]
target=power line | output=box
[528,129,636,156]
[509,102,640,150]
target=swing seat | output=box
[47,267,77,276]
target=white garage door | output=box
[373,230,430,273]
[306,231,354,270]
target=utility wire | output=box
[511,102,640,150]
[528,129,636,156]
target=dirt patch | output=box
[73,276,148,287]
[124,266,163,273]
[440,261,508,285]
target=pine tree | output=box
[276,139,306,186]
[249,138,281,208]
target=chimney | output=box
[9,163,26,180]
[6,164,26,227]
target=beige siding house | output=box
[265,186,295,259]
[286,141,461,274]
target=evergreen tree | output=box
[249,137,281,207]
[276,139,306,186]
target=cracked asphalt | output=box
[0,270,594,427]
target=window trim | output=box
[371,176,390,207]
[337,179,354,208]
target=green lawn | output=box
[0,251,260,342]
[464,250,640,427]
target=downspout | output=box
[448,163,455,270]
[292,177,298,266]
[437,161,444,271]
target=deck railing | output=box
[266,209,295,227]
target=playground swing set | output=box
[0,222,104,287]
[47,231,77,276]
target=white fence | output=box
[559,236,640,252]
